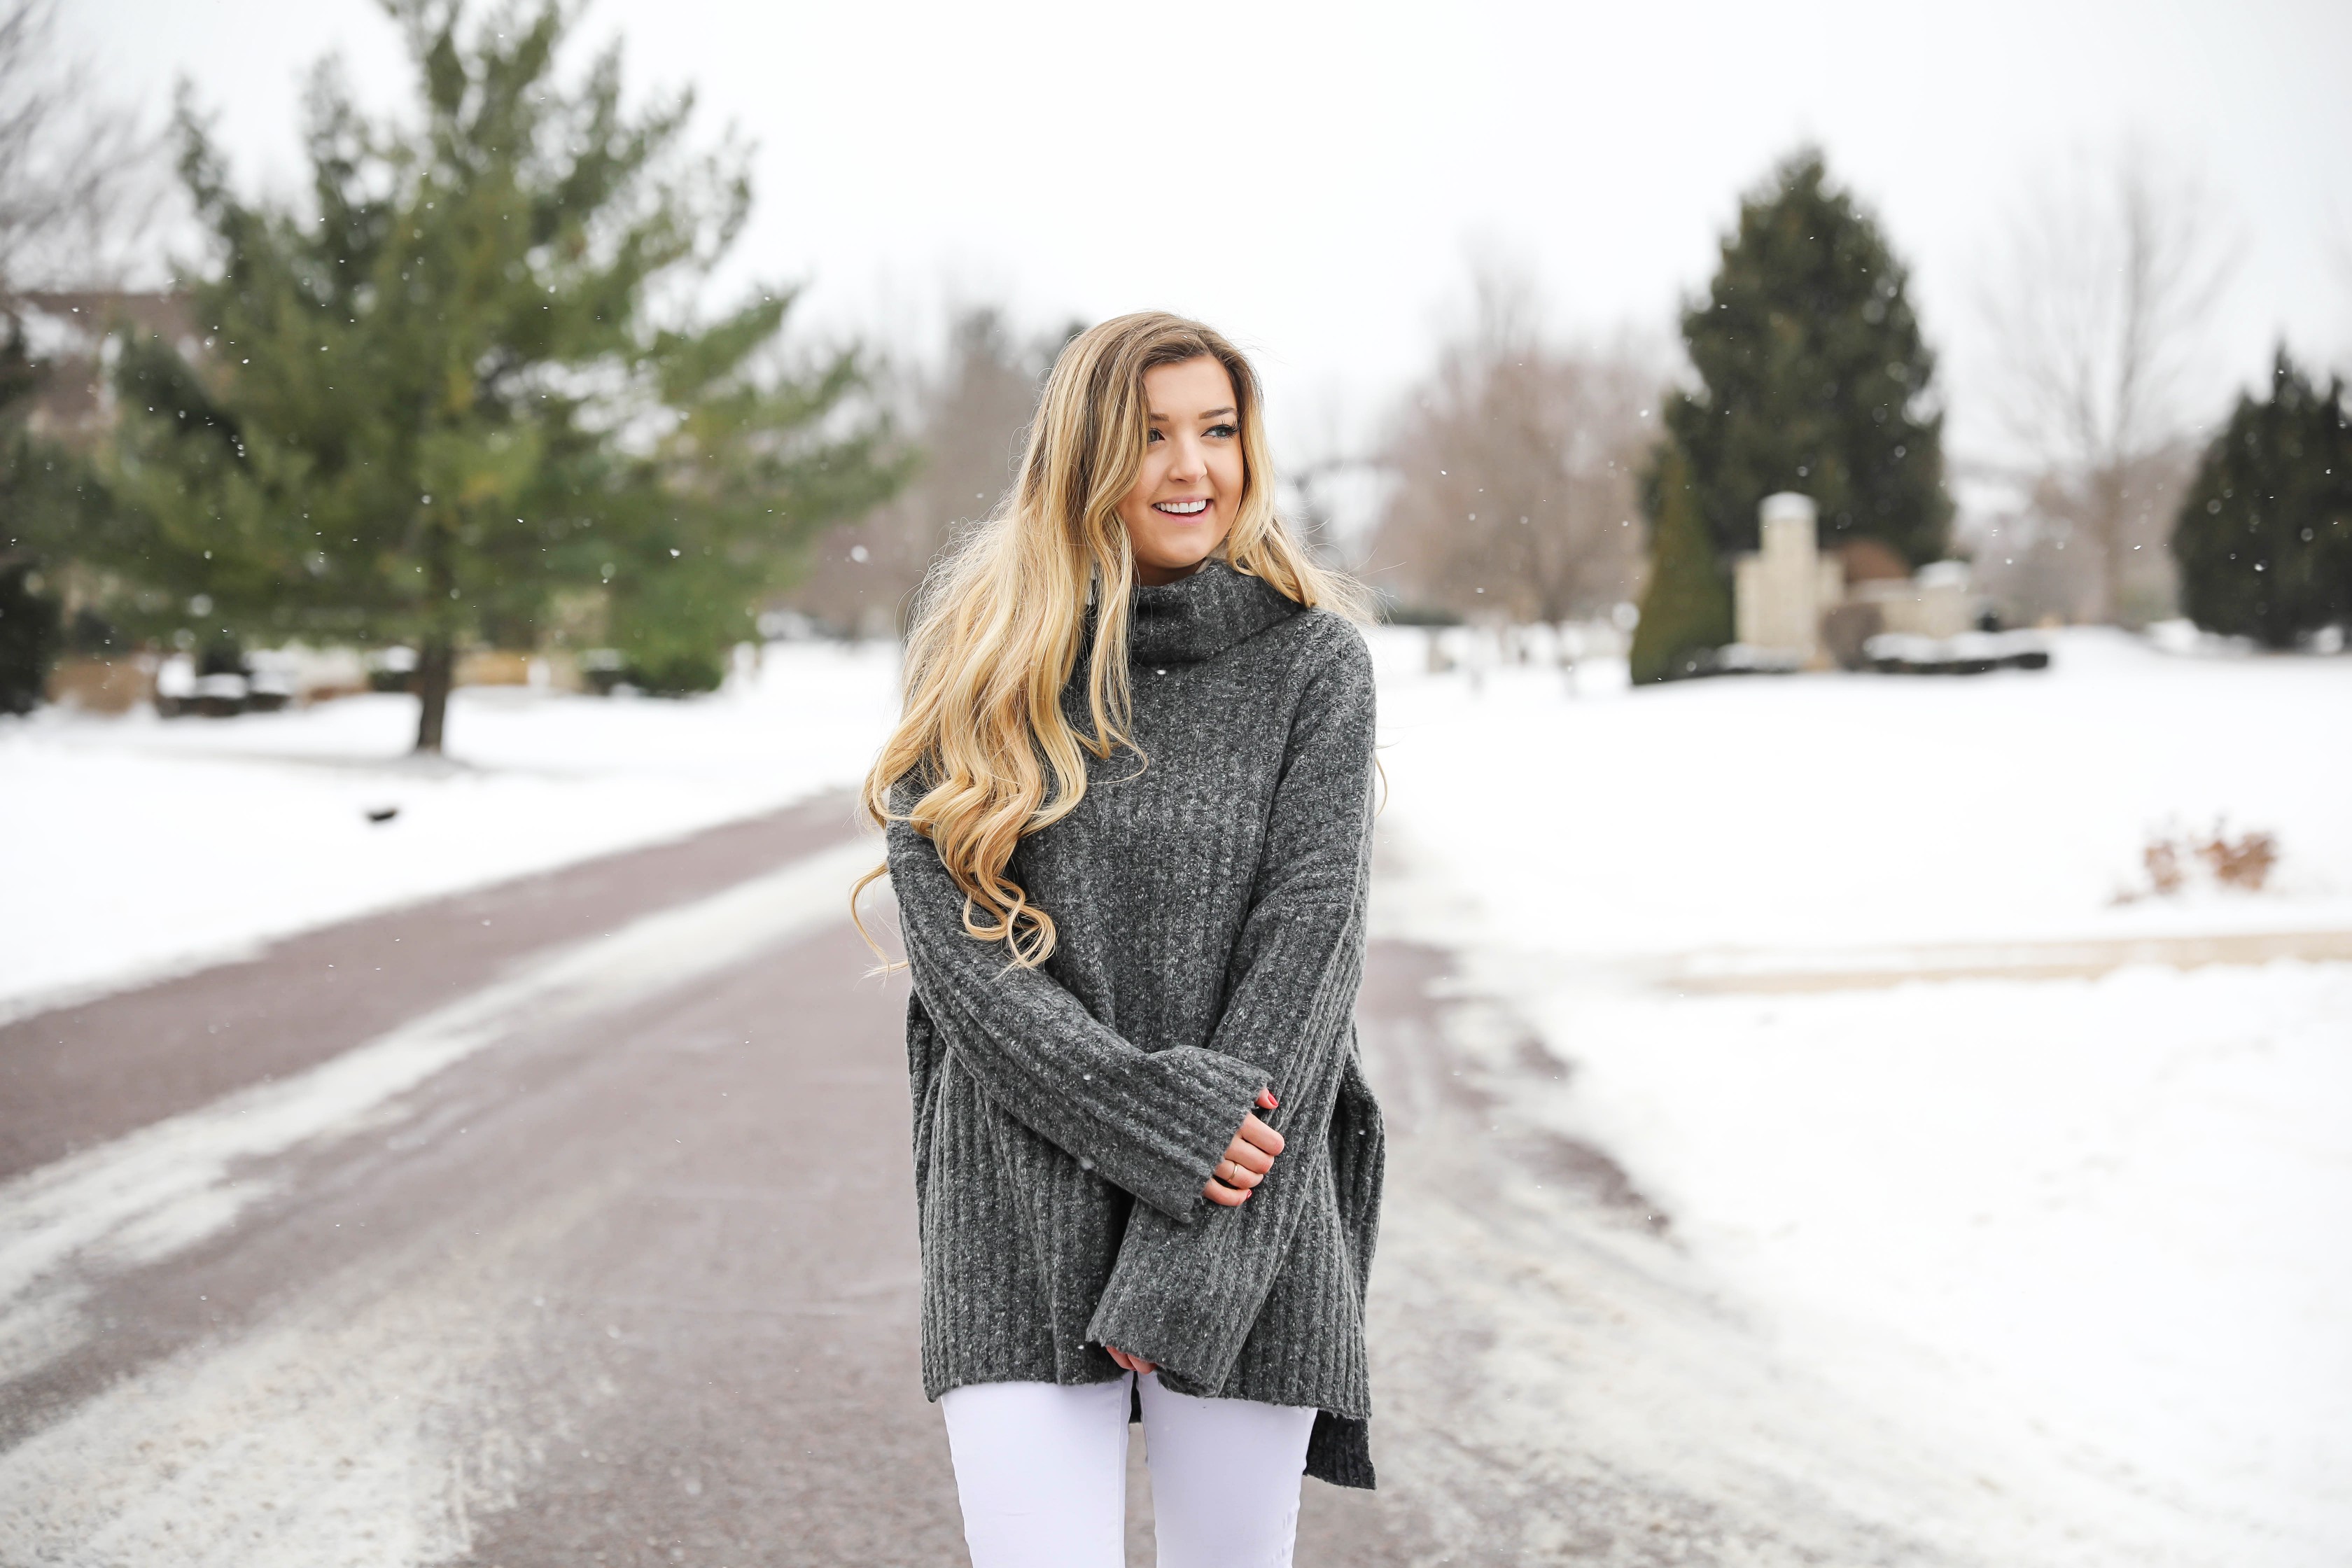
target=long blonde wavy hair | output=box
[855,311,1369,969]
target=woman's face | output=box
[1116,356,1244,586]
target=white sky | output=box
[73,0,2352,493]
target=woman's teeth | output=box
[1154,499,1209,516]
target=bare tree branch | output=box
[785,305,1058,635]
[1978,145,2236,622]
[1371,262,1658,626]
[0,0,164,296]
[2327,202,2352,378]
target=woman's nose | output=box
[1167,436,1208,482]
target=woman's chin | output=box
[1133,527,1232,584]
[1136,552,1214,585]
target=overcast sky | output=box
[74,0,2352,497]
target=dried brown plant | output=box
[2118,820,2279,902]
[2194,822,2278,892]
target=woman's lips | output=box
[1153,498,1210,517]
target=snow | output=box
[6,622,2348,1560]
[0,1192,564,1568]
[0,642,899,1018]
[1376,626,2352,959]
[1371,626,2352,1562]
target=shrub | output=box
[626,649,727,696]
[2173,349,2352,647]
[1630,442,1732,683]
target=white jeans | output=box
[940,1373,1317,1568]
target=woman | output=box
[859,311,1383,1568]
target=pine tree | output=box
[0,318,92,712]
[1629,440,1731,682]
[94,0,901,750]
[0,559,59,713]
[2173,349,2352,647]
[1667,148,1952,566]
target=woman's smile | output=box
[1117,355,1245,584]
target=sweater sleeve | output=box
[1084,626,1378,1389]
[888,811,1268,1225]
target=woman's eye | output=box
[1207,423,1238,439]
[1146,429,1164,442]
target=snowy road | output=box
[0,796,1441,1566]
[1,762,2343,1564]
[0,791,1989,1568]
[0,798,988,1565]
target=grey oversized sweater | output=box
[886,559,1384,1489]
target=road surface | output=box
[0,796,2001,1567]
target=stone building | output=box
[1732,491,1982,669]
[1733,493,1846,666]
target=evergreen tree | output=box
[0,559,59,713]
[93,0,900,750]
[2173,349,2352,647]
[0,316,97,712]
[1629,440,1731,682]
[1667,148,1952,566]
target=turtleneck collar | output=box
[1125,558,1301,666]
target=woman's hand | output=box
[1107,1094,1283,1378]
[1203,1088,1283,1208]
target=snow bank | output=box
[1,642,899,1018]
[1372,626,2352,1562]
[1371,625,2352,956]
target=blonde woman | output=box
[859,312,1383,1567]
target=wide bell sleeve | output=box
[1083,626,1378,1389]
[888,808,1269,1225]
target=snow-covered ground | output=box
[1,642,900,1019]
[1371,626,2352,1564]
[1377,625,2352,955]
[6,623,2348,1561]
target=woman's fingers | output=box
[1214,1156,1263,1188]
[1235,1112,1285,1159]
[1256,1088,1280,1110]
[1205,1107,1285,1205]
[1106,1345,1157,1375]
[1203,1176,1252,1207]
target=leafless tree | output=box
[1370,268,1658,628]
[0,0,162,296]
[785,308,1063,635]
[1978,146,2236,624]
[2330,206,2352,379]
[1966,441,2199,627]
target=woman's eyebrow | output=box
[1144,405,1238,422]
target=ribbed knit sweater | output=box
[886,559,1384,1489]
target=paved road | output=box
[0,797,2018,1567]
[0,800,1450,1565]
